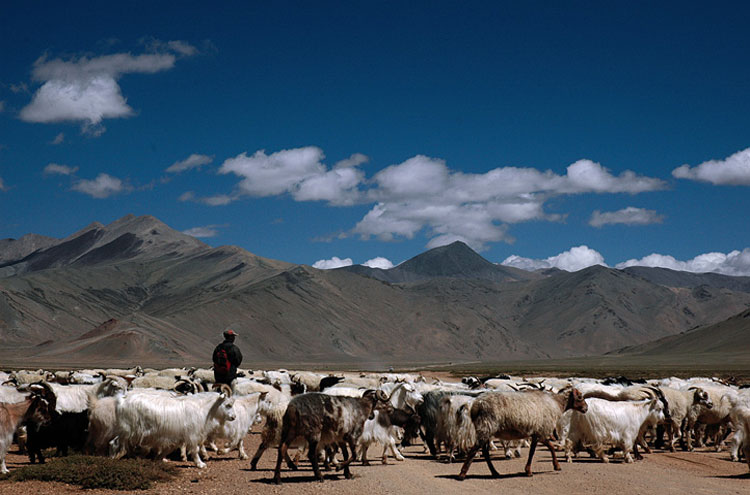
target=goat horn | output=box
[213,383,233,397]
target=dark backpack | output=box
[214,347,231,374]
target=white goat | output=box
[207,392,263,459]
[564,396,668,463]
[110,390,235,468]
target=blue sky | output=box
[2,1,750,274]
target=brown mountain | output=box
[611,307,750,359]
[1,214,749,367]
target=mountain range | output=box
[1,214,749,368]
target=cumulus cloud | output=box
[589,206,665,228]
[50,132,64,145]
[312,256,353,269]
[166,153,213,173]
[183,225,221,238]
[334,153,369,169]
[43,163,78,176]
[352,156,661,250]
[209,146,664,251]
[672,147,750,186]
[19,42,195,134]
[363,257,394,269]
[218,147,365,206]
[71,173,126,198]
[502,245,607,272]
[616,249,750,276]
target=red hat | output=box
[223,329,238,337]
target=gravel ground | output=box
[2,430,749,495]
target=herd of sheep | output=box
[1,366,749,484]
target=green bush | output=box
[0,455,178,490]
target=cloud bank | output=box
[616,249,750,276]
[206,146,665,252]
[312,256,353,269]
[672,147,750,185]
[502,245,607,272]
[503,245,750,276]
[363,257,394,269]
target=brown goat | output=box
[1,386,56,474]
[458,388,587,479]
[273,389,387,484]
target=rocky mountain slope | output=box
[1,214,749,367]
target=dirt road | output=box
[2,431,749,495]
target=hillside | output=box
[611,307,750,358]
[1,214,749,367]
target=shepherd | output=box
[212,329,243,385]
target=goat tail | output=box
[456,404,477,452]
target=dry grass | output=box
[0,455,177,490]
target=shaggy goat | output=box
[1,386,55,473]
[457,388,587,479]
[272,389,388,484]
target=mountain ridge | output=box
[1,214,749,367]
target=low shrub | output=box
[0,455,178,490]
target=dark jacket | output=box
[212,339,243,384]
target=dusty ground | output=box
[2,430,749,495]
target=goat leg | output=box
[250,440,268,470]
[483,443,501,477]
[525,435,539,477]
[542,437,561,471]
[308,440,324,482]
[272,441,288,485]
[457,444,480,480]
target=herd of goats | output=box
[1,366,750,484]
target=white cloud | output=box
[19,44,195,134]
[200,194,234,206]
[616,248,750,276]
[354,156,661,251]
[218,147,366,206]
[71,173,126,198]
[178,190,234,206]
[589,206,664,228]
[208,146,664,251]
[51,132,64,145]
[334,153,369,169]
[502,245,607,272]
[43,163,78,176]
[183,225,221,238]
[166,154,213,173]
[363,257,394,269]
[672,147,750,186]
[313,256,353,269]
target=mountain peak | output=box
[388,240,536,283]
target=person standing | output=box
[212,329,243,385]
